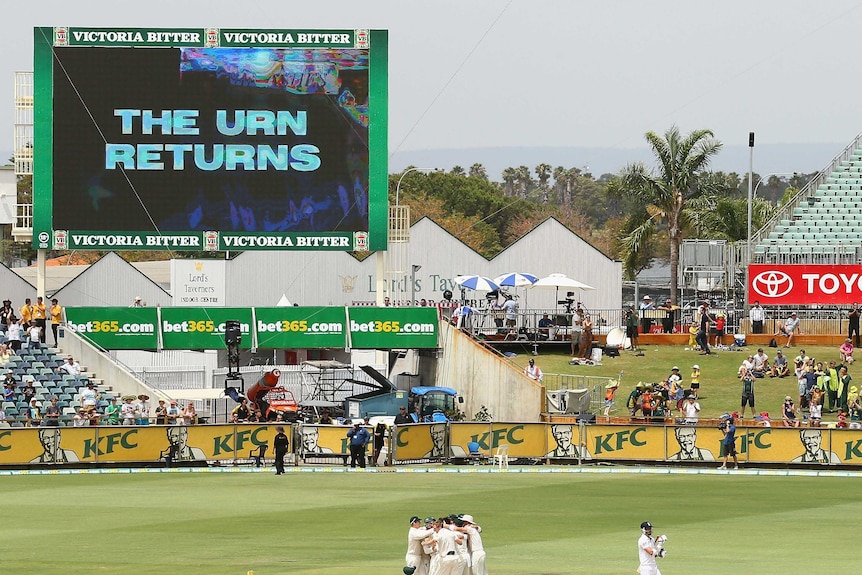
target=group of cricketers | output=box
[405,513,486,575]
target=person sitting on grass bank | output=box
[770,349,789,378]
[751,348,770,378]
[840,338,854,365]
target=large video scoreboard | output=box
[33,27,388,251]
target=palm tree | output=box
[608,126,723,302]
[514,165,532,198]
[469,163,488,181]
[501,167,516,196]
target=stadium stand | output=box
[752,137,862,264]
[0,338,109,426]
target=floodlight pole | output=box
[745,132,754,320]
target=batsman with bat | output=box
[637,521,668,575]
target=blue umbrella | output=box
[493,272,539,287]
[454,275,500,292]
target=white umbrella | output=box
[453,275,500,292]
[533,273,595,291]
[531,273,595,311]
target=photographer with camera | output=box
[718,415,739,470]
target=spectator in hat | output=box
[680,394,701,425]
[104,397,120,425]
[346,421,370,468]
[25,398,42,427]
[166,399,181,425]
[537,313,554,341]
[154,399,168,425]
[712,312,726,347]
[524,358,543,382]
[658,298,675,334]
[770,349,789,378]
[80,381,99,411]
[138,395,151,425]
[121,396,137,426]
[603,380,619,418]
[782,396,800,428]
[840,338,854,365]
[273,425,289,475]
[130,296,144,308]
[774,312,802,348]
[639,295,654,333]
[690,364,701,399]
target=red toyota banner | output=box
[749,264,862,305]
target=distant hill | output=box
[390,142,845,181]
[3,141,844,185]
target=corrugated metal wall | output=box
[224,217,622,311]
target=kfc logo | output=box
[752,270,793,298]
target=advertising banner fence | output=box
[64,306,439,350]
[4,423,862,467]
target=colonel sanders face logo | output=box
[752,271,793,298]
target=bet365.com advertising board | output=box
[33,27,388,252]
[64,306,439,350]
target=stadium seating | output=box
[0,347,115,426]
[753,145,862,263]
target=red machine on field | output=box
[245,370,300,421]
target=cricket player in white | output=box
[451,520,469,575]
[432,518,463,575]
[637,521,666,575]
[407,516,433,575]
[460,514,487,575]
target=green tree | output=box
[608,126,723,302]
[450,165,465,176]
